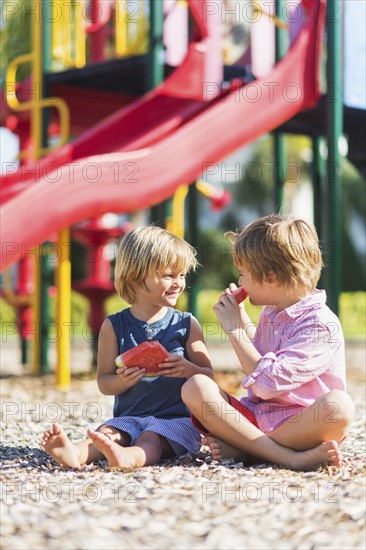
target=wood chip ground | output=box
[1,340,365,549]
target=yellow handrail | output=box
[1,270,33,308]
[252,1,289,30]
[5,54,33,111]
[195,180,218,199]
[6,67,70,158]
[5,3,70,160]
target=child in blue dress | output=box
[41,226,213,469]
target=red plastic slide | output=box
[0,42,209,203]
[1,0,212,202]
[0,1,326,270]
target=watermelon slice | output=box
[115,341,170,377]
[233,286,248,303]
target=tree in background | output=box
[199,135,365,292]
[0,0,31,84]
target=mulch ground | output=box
[1,352,365,549]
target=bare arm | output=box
[213,293,262,376]
[185,316,214,377]
[238,306,257,342]
[97,318,145,395]
[158,316,214,379]
[226,328,262,375]
[224,283,256,341]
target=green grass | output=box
[1,290,365,340]
[339,292,366,339]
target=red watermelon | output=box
[233,287,248,303]
[115,341,169,377]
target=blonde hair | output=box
[227,214,323,291]
[114,225,198,304]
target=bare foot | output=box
[201,435,249,462]
[87,429,142,470]
[291,440,342,470]
[40,423,81,469]
[202,435,342,470]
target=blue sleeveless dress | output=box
[100,307,201,455]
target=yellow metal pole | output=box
[115,0,128,56]
[74,0,86,68]
[115,0,148,57]
[63,0,73,66]
[31,0,43,373]
[32,247,41,375]
[52,0,62,64]
[165,185,189,239]
[56,228,71,389]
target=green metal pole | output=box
[148,0,163,223]
[274,134,285,212]
[39,0,52,372]
[312,137,325,238]
[21,336,28,365]
[187,185,199,320]
[325,0,343,315]
[42,0,52,125]
[148,0,171,226]
[312,136,326,289]
[274,0,287,212]
[148,0,164,89]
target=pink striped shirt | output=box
[240,290,346,432]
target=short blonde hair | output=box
[114,225,198,304]
[227,214,323,291]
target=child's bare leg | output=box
[182,375,345,470]
[269,389,355,450]
[202,435,341,468]
[202,389,355,464]
[87,429,174,469]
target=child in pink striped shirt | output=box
[183,214,355,470]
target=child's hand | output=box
[223,283,247,304]
[223,283,238,296]
[157,354,193,378]
[116,366,146,388]
[213,289,243,333]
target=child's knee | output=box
[182,374,210,408]
[323,389,356,427]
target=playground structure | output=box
[1,0,346,388]
[71,217,134,366]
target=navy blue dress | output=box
[100,307,201,455]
